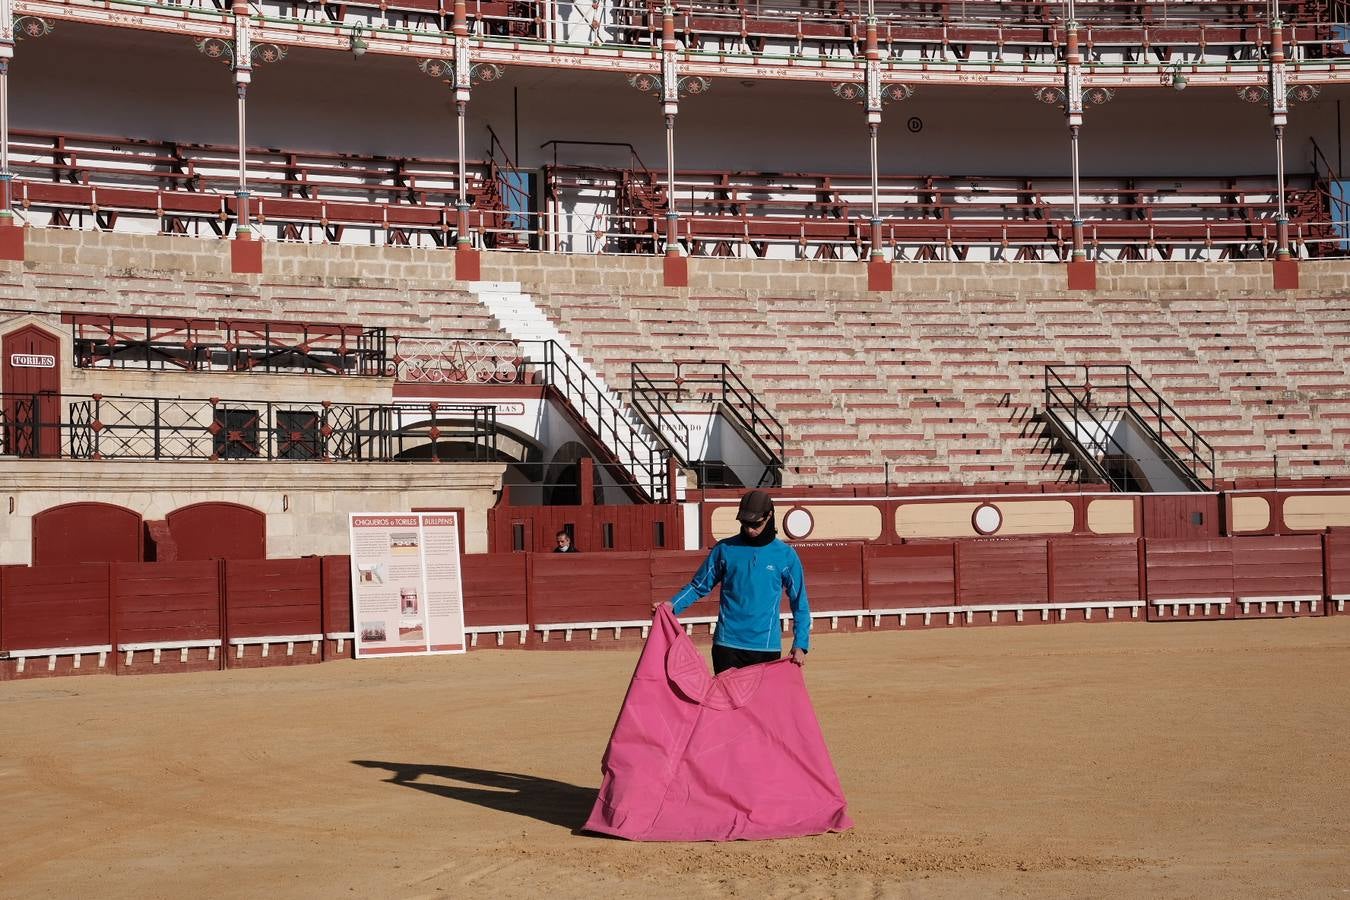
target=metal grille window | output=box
[212,408,260,459]
[276,409,322,460]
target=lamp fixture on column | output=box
[1168,62,1188,91]
[350,24,369,58]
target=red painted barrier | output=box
[1144,539,1235,622]
[792,544,866,634]
[321,555,355,658]
[0,563,112,679]
[0,528,1343,681]
[794,545,865,613]
[860,544,957,631]
[1231,535,1325,619]
[223,558,324,668]
[1048,537,1143,624]
[957,540,1049,606]
[530,552,652,627]
[863,542,956,603]
[111,560,223,675]
[461,553,529,643]
[650,550,719,618]
[1321,531,1350,616]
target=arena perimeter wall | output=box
[2,532,1347,680]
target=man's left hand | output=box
[789,647,806,667]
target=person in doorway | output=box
[553,530,579,553]
[654,489,809,673]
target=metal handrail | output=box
[715,362,786,468]
[1042,367,1136,490]
[517,340,670,501]
[628,359,785,478]
[1043,364,1216,490]
[629,363,693,462]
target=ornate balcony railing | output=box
[392,337,526,384]
[0,392,498,462]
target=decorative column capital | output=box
[1033,85,1113,116]
[194,37,287,73]
[418,55,504,100]
[832,80,912,106]
[627,72,711,103]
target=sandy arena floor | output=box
[3,617,1349,899]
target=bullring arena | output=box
[3,617,1349,897]
[5,0,1350,895]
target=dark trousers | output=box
[711,643,781,674]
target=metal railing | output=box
[386,334,674,500]
[1043,364,1215,491]
[518,340,671,501]
[70,315,389,377]
[629,359,784,486]
[392,336,526,384]
[0,392,498,462]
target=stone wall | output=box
[8,228,1350,309]
[0,460,504,564]
[481,251,1350,301]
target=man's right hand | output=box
[652,599,671,613]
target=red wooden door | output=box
[2,325,61,458]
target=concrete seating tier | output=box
[527,284,1350,487]
[0,264,516,375]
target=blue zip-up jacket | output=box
[670,535,810,653]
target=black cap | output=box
[735,490,775,523]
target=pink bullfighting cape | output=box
[583,605,853,841]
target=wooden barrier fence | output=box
[1,533,1346,679]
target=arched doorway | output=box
[543,441,592,505]
[32,502,142,565]
[166,502,267,560]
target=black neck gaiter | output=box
[741,516,777,547]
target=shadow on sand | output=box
[352,760,598,831]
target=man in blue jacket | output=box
[654,490,810,673]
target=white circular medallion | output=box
[972,503,1002,535]
[783,507,814,540]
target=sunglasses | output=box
[743,514,770,527]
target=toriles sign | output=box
[10,353,56,368]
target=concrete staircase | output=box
[469,281,674,501]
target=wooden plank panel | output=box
[112,561,221,644]
[1327,532,1350,614]
[958,540,1049,605]
[1049,537,1141,603]
[461,553,528,626]
[1141,495,1222,539]
[1232,535,1324,598]
[321,555,353,633]
[864,544,956,608]
[1,564,111,650]
[793,545,864,612]
[224,558,322,638]
[650,550,720,617]
[530,552,651,623]
[1144,539,1235,600]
